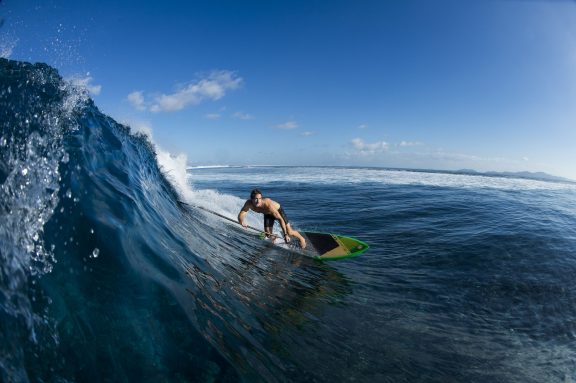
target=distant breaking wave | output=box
[187,166,576,191]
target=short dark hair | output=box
[250,189,262,199]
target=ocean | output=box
[2,58,576,382]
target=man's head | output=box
[250,189,263,207]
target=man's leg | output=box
[287,224,306,249]
[264,215,274,239]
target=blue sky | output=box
[2,0,576,179]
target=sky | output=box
[1,0,576,179]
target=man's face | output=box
[251,194,263,207]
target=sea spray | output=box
[0,58,94,382]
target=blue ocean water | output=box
[2,58,576,382]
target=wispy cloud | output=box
[68,74,102,96]
[151,71,242,112]
[275,121,299,130]
[128,70,242,113]
[357,124,368,129]
[127,91,146,111]
[205,113,221,120]
[351,138,389,154]
[423,150,517,165]
[233,112,255,120]
[301,131,314,137]
[398,141,423,147]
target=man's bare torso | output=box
[248,198,280,215]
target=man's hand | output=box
[284,234,291,244]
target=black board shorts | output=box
[264,207,289,228]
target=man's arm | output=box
[238,201,250,227]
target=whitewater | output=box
[2,58,576,382]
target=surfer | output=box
[238,189,307,249]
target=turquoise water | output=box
[2,58,576,382]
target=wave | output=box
[0,58,225,382]
[0,57,210,382]
[0,58,354,383]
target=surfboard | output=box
[261,231,369,260]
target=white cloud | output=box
[127,91,146,111]
[233,112,254,120]
[351,138,389,154]
[68,74,102,95]
[357,124,368,129]
[205,113,221,120]
[149,70,242,113]
[423,150,487,163]
[301,131,314,137]
[399,141,423,147]
[275,121,299,130]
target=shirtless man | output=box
[238,189,306,249]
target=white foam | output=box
[155,150,261,229]
[186,166,576,191]
[186,165,233,170]
[155,148,190,197]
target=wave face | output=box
[0,58,247,382]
